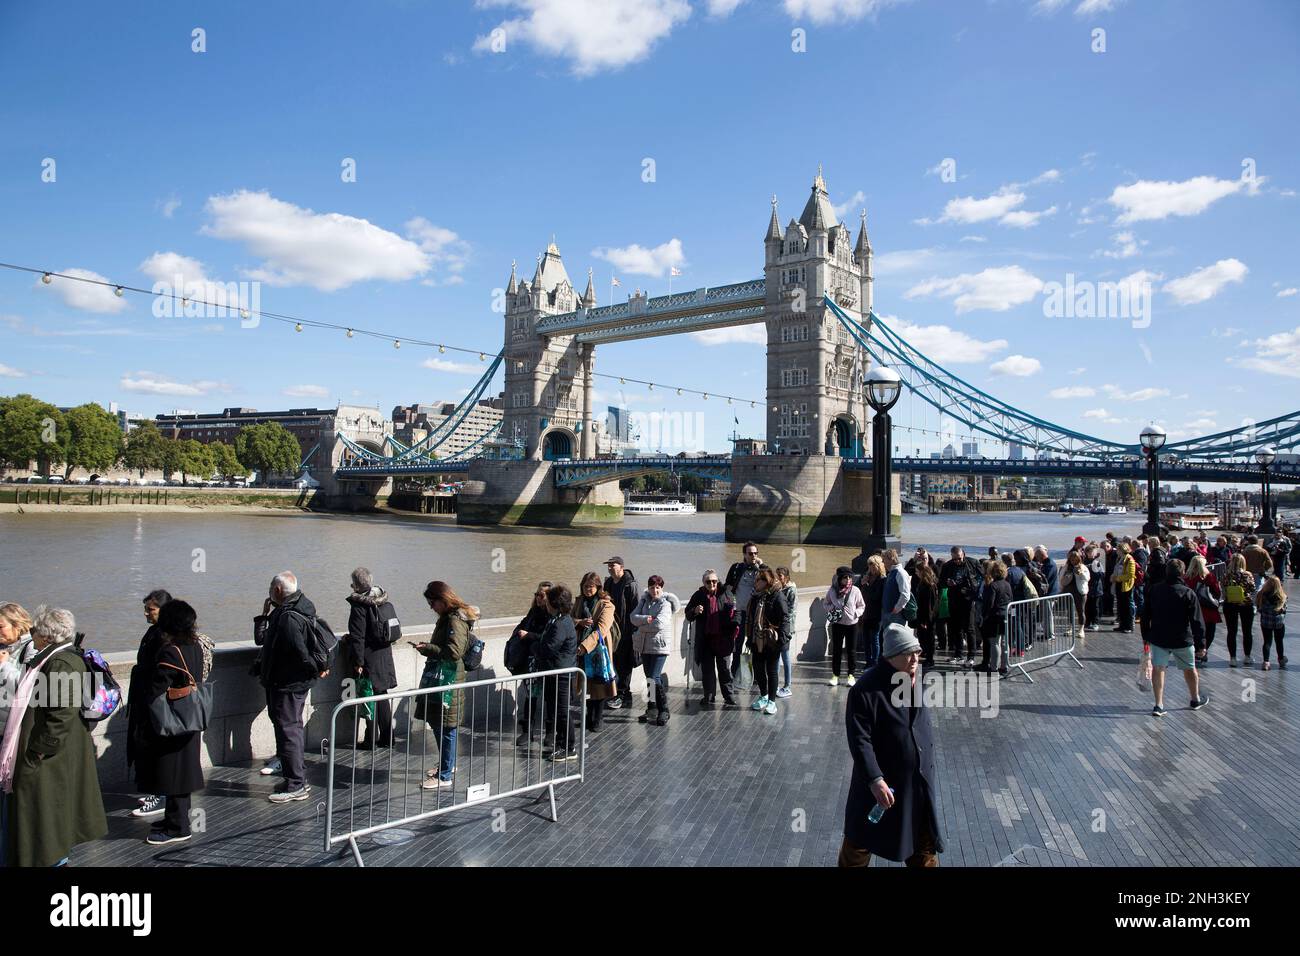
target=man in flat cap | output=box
[839,623,945,867]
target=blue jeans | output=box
[643,652,668,690]
[437,726,457,781]
[863,624,882,668]
[779,645,791,687]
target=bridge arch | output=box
[830,413,862,458]
[541,427,576,461]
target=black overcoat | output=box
[842,659,945,861]
[133,640,206,797]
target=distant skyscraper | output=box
[961,441,979,458]
[1008,441,1024,460]
[941,443,956,459]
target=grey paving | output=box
[79,581,1300,867]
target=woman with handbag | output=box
[1061,550,1090,641]
[823,566,865,688]
[574,573,616,733]
[746,569,787,715]
[1222,554,1257,668]
[509,581,553,747]
[135,599,211,846]
[416,581,477,789]
[1184,555,1221,664]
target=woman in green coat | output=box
[416,581,476,790]
[4,606,107,867]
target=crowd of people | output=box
[0,525,1291,868]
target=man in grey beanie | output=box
[839,623,945,867]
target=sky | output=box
[1,0,1298,456]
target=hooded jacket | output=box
[824,572,866,626]
[345,586,399,691]
[630,589,682,656]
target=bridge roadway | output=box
[335,454,1298,486]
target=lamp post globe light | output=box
[1255,445,1277,535]
[855,366,903,570]
[1139,424,1166,536]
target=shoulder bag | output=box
[148,646,213,737]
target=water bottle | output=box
[868,787,893,824]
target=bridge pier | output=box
[457,458,623,529]
[725,455,900,546]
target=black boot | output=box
[654,684,670,725]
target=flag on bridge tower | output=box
[670,267,682,276]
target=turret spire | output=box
[507,259,518,294]
[855,206,872,258]
[582,267,597,307]
[765,193,781,242]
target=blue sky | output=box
[1,0,1297,455]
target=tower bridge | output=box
[332,168,1300,543]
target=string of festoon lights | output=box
[1,261,766,409]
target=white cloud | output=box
[0,363,27,378]
[831,189,866,219]
[1049,386,1095,398]
[1101,384,1170,402]
[1107,175,1255,224]
[1163,258,1248,305]
[1074,0,1122,14]
[283,385,329,399]
[138,251,250,311]
[959,235,987,243]
[1098,230,1142,259]
[690,324,767,346]
[1229,326,1300,379]
[706,0,746,14]
[782,0,909,24]
[591,238,684,277]
[1031,0,1069,13]
[1069,367,1086,375]
[41,268,128,314]
[1277,287,1298,298]
[883,317,1008,363]
[202,190,430,292]
[473,0,692,76]
[404,217,471,275]
[989,354,1041,377]
[921,187,1053,228]
[120,371,223,396]
[999,205,1057,228]
[422,357,485,373]
[158,197,181,218]
[1082,408,1110,419]
[1182,417,1218,432]
[905,265,1044,314]
[1030,169,1061,184]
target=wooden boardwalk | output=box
[82,580,1300,868]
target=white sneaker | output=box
[846,675,856,687]
[763,699,777,715]
[132,794,166,819]
[776,686,792,699]
[828,675,839,687]
[259,757,283,776]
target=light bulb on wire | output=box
[114,286,124,297]
[346,328,354,338]
[438,345,446,354]
[394,339,401,349]
[41,273,52,284]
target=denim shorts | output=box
[1150,644,1196,671]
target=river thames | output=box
[1,509,1150,652]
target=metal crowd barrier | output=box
[1001,593,1082,682]
[1208,561,1227,585]
[324,666,586,866]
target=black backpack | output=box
[462,621,483,672]
[1025,566,1048,597]
[369,601,402,645]
[290,608,338,673]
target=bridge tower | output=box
[501,241,598,461]
[763,167,873,458]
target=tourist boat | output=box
[1161,511,1219,531]
[624,497,697,515]
[1090,505,1128,515]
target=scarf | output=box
[0,644,74,794]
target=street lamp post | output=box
[1255,445,1276,535]
[855,366,903,570]
[1139,424,1166,536]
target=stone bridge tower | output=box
[501,241,598,461]
[763,168,873,458]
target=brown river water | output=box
[0,509,1148,653]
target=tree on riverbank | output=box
[61,403,124,479]
[0,394,66,476]
[124,421,168,477]
[163,438,214,485]
[234,422,300,484]
[209,441,247,481]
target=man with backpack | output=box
[344,567,399,750]
[254,571,328,803]
[938,547,981,665]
